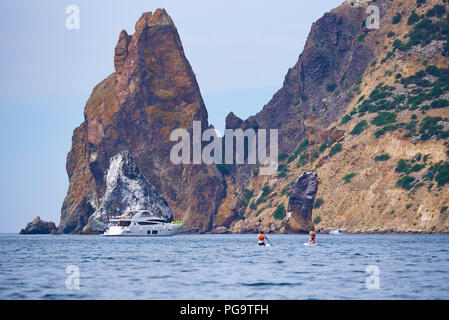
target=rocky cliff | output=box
[224,0,373,164]
[61,1,449,234]
[287,172,319,232]
[215,0,375,232]
[84,151,173,233]
[60,9,225,234]
[221,0,449,234]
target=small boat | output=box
[329,229,343,235]
[103,210,183,237]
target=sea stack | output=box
[60,9,225,234]
[20,216,57,234]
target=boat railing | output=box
[108,215,183,225]
[108,216,129,221]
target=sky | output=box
[0,0,344,232]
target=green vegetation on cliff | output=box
[273,204,286,220]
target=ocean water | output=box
[0,233,449,300]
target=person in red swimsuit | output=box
[258,231,269,246]
[309,230,316,245]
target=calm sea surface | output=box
[1,233,448,299]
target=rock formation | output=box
[60,9,225,234]
[20,217,57,234]
[84,151,173,233]
[287,172,319,232]
[225,0,449,234]
[61,1,449,234]
[224,2,373,182]
[253,5,372,149]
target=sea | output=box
[1,233,448,300]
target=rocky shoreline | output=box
[19,223,447,235]
[206,228,447,235]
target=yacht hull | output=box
[103,224,182,237]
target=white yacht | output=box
[103,210,183,237]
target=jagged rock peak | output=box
[135,9,175,31]
[114,9,177,74]
[114,30,131,74]
[61,8,225,234]
[225,112,243,129]
[83,150,173,233]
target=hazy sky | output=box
[0,0,344,232]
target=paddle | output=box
[266,237,273,246]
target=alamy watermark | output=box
[365,265,380,290]
[365,5,380,30]
[170,121,278,175]
[65,5,80,30]
[65,265,80,290]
